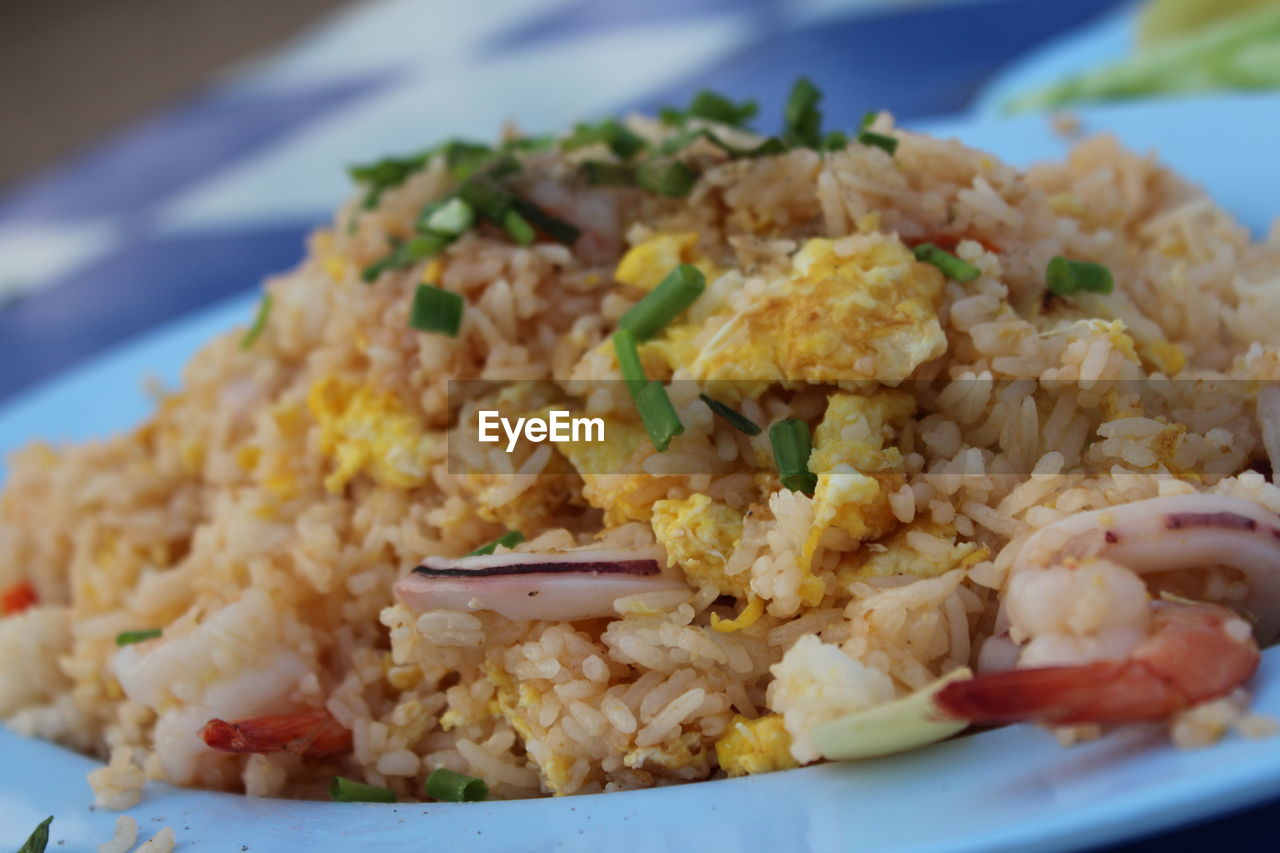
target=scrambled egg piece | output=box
[554,415,686,524]
[307,376,434,493]
[715,714,798,777]
[659,237,945,391]
[650,494,746,596]
[615,232,715,291]
[838,521,989,585]
[805,392,914,563]
[624,730,706,773]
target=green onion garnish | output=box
[583,160,636,186]
[330,776,396,803]
[562,119,645,160]
[662,90,759,128]
[618,264,706,341]
[409,285,463,337]
[17,816,52,853]
[441,141,496,180]
[239,294,273,350]
[821,130,848,151]
[636,160,697,198]
[782,77,823,149]
[362,232,450,283]
[914,244,980,283]
[115,629,162,647]
[858,130,898,156]
[634,381,685,452]
[509,198,581,246]
[349,150,431,208]
[612,329,649,397]
[424,198,474,235]
[466,530,525,557]
[426,768,489,803]
[770,419,817,496]
[502,209,536,246]
[700,394,761,436]
[456,179,511,224]
[1046,256,1114,297]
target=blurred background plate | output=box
[4,92,1280,852]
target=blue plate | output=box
[5,94,1280,853]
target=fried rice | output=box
[3,85,1280,804]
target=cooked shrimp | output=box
[200,708,351,757]
[1,580,37,615]
[938,601,1259,725]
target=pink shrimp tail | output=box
[200,708,351,757]
[937,603,1260,726]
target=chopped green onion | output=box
[657,128,710,156]
[509,198,581,246]
[348,150,431,208]
[700,394,761,436]
[466,530,525,556]
[782,77,823,149]
[913,244,980,283]
[636,160,697,198]
[116,628,162,647]
[239,294,273,350]
[821,130,848,151]
[612,329,649,397]
[562,119,646,159]
[583,160,636,186]
[441,141,495,180]
[409,285,464,337]
[858,130,898,155]
[502,134,555,152]
[502,209,536,246]
[770,419,817,496]
[456,179,511,223]
[860,111,878,131]
[662,90,759,128]
[618,264,706,341]
[426,768,489,803]
[362,233,450,283]
[424,198,474,235]
[17,816,52,853]
[330,776,396,803]
[1046,256,1114,297]
[634,381,685,452]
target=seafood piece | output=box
[1012,494,1280,642]
[200,708,351,756]
[394,545,689,621]
[938,601,1259,725]
[811,668,972,760]
[1,581,37,616]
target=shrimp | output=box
[1,580,37,615]
[200,708,351,757]
[937,601,1259,725]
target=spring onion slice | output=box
[18,816,52,853]
[913,244,980,283]
[426,768,489,802]
[116,629,162,647]
[409,285,464,337]
[330,776,396,803]
[502,209,536,247]
[239,294,273,350]
[636,160,697,198]
[858,130,898,155]
[770,419,817,495]
[425,198,474,235]
[466,530,526,557]
[782,77,823,148]
[618,264,706,341]
[1046,256,1114,296]
[661,90,759,128]
[562,119,645,159]
[700,394,761,436]
[612,329,648,397]
[821,130,848,151]
[635,381,685,452]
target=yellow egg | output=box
[667,236,946,391]
[650,494,746,595]
[714,714,797,777]
[307,376,435,493]
[614,232,714,291]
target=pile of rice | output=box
[2,102,1280,803]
